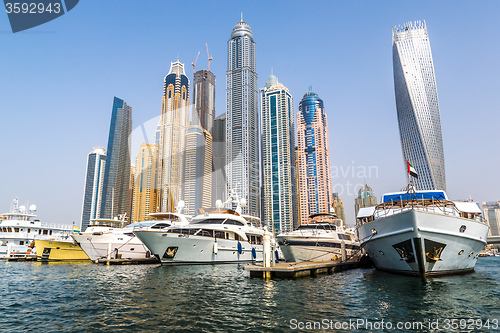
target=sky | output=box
[1,0,499,226]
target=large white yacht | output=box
[134,194,265,265]
[276,212,360,262]
[0,198,72,258]
[356,187,489,277]
[72,209,190,261]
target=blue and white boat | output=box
[356,187,489,277]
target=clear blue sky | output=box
[1,0,499,225]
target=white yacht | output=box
[134,195,265,265]
[72,209,190,261]
[356,187,489,277]
[276,212,360,262]
[0,198,72,258]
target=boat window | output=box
[20,241,24,245]
[27,229,30,233]
[223,220,245,226]
[43,230,48,235]
[338,234,351,240]
[234,233,242,241]
[168,228,199,235]
[38,230,41,235]
[14,228,19,233]
[196,229,214,237]
[151,223,170,229]
[49,230,52,235]
[214,231,226,239]
[8,228,12,232]
[247,235,263,245]
[192,219,226,225]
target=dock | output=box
[5,254,37,262]
[245,256,372,279]
[94,258,159,265]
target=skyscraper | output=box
[226,18,259,217]
[132,143,158,222]
[100,97,132,220]
[354,183,378,218]
[296,90,333,224]
[483,201,500,237]
[260,74,296,234]
[184,127,212,215]
[393,21,446,191]
[156,61,190,213]
[212,113,226,204]
[81,147,106,230]
[183,68,216,214]
[331,193,346,224]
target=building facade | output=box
[81,147,106,230]
[156,61,190,213]
[393,21,446,191]
[260,74,296,234]
[354,183,378,217]
[483,201,500,237]
[226,19,259,217]
[132,143,158,222]
[331,193,346,224]
[100,97,132,220]
[212,113,226,205]
[296,90,333,224]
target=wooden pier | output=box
[94,258,159,265]
[245,256,372,279]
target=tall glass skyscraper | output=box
[132,143,158,222]
[212,113,226,205]
[393,21,446,191]
[100,97,132,220]
[296,90,333,224]
[260,74,296,234]
[81,147,106,230]
[226,18,259,217]
[156,61,190,213]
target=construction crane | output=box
[191,51,200,73]
[206,43,213,72]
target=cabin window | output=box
[224,220,245,226]
[39,230,41,234]
[214,231,225,239]
[49,230,52,235]
[14,228,19,232]
[20,241,24,245]
[27,229,30,233]
[43,230,48,235]
[8,228,12,232]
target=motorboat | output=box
[0,198,72,258]
[356,186,489,277]
[134,192,266,265]
[276,211,360,262]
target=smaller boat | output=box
[72,207,190,261]
[34,236,89,261]
[276,211,360,262]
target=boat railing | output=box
[371,198,486,224]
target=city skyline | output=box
[2,1,499,225]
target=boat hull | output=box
[134,230,263,265]
[357,209,489,277]
[277,236,360,262]
[71,233,151,261]
[34,239,89,261]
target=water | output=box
[1,258,499,332]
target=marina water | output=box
[1,258,499,332]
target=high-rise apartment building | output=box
[354,183,378,217]
[331,193,346,224]
[393,21,446,191]
[156,61,190,213]
[132,143,158,222]
[183,68,216,214]
[260,74,296,234]
[100,97,132,220]
[226,18,259,217]
[184,126,212,215]
[483,201,500,237]
[212,113,226,204]
[296,90,333,224]
[81,147,106,230]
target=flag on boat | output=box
[73,225,81,233]
[407,161,418,178]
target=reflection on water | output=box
[0,258,499,332]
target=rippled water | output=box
[1,258,499,332]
